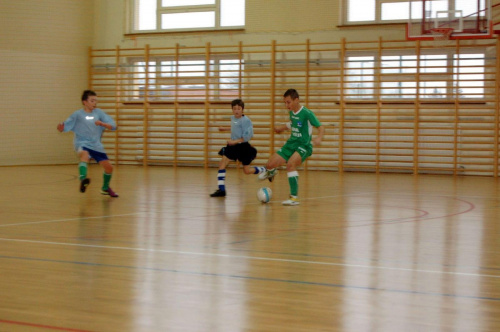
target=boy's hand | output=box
[312,137,322,146]
[95,121,110,129]
[274,124,289,134]
[57,123,64,132]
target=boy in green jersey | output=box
[259,89,324,205]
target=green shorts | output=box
[276,141,313,162]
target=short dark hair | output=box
[283,89,299,100]
[231,99,245,110]
[81,90,97,102]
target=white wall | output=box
[92,0,405,50]
[0,0,94,165]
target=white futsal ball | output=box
[257,187,272,203]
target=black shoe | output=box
[210,189,226,197]
[80,178,90,193]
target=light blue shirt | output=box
[63,108,117,153]
[230,115,253,142]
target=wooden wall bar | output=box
[89,38,500,176]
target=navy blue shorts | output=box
[80,147,109,162]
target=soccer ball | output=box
[257,187,272,203]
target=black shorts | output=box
[218,142,257,166]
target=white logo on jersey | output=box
[86,116,94,120]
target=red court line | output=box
[0,319,93,332]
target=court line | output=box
[0,213,144,228]
[0,254,498,302]
[225,196,473,246]
[0,318,93,332]
[229,248,500,273]
[0,237,498,279]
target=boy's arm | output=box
[218,126,231,132]
[95,120,114,130]
[274,123,290,134]
[57,112,77,132]
[96,110,117,130]
[312,125,325,146]
[227,137,245,146]
[227,118,254,145]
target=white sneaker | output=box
[282,196,300,206]
[258,168,278,182]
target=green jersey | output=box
[287,106,322,146]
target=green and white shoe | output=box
[282,196,300,206]
[258,168,278,182]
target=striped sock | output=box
[218,170,226,191]
[287,171,299,197]
[253,166,266,174]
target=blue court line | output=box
[228,248,500,273]
[1,254,498,302]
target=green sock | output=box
[287,171,299,197]
[79,162,88,181]
[102,172,112,191]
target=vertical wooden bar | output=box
[494,36,500,177]
[238,41,243,98]
[143,44,150,166]
[174,43,180,167]
[375,37,382,174]
[204,42,211,168]
[305,39,310,105]
[413,40,421,175]
[88,47,93,90]
[270,40,276,153]
[305,39,310,171]
[338,38,346,173]
[114,45,120,165]
[453,39,460,175]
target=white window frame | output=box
[345,49,485,100]
[343,0,486,25]
[129,0,245,33]
[128,56,243,101]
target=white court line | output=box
[0,213,144,228]
[0,237,498,279]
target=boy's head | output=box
[231,99,245,118]
[284,89,299,100]
[231,99,244,110]
[82,90,97,102]
[81,90,98,110]
[283,89,301,111]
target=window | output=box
[345,52,485,100]
[130,58,242,100]
[453,54,485,98]
[345,56,374,99]
[345,0,486,24]
[381,55,417,98]
[132,0,245,32]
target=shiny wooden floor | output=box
[0,165,499,332]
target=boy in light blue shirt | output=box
[210,99,265,197]
[57,90,119,197]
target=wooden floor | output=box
[0,165,499,332]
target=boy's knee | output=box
[104,164,113,173]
